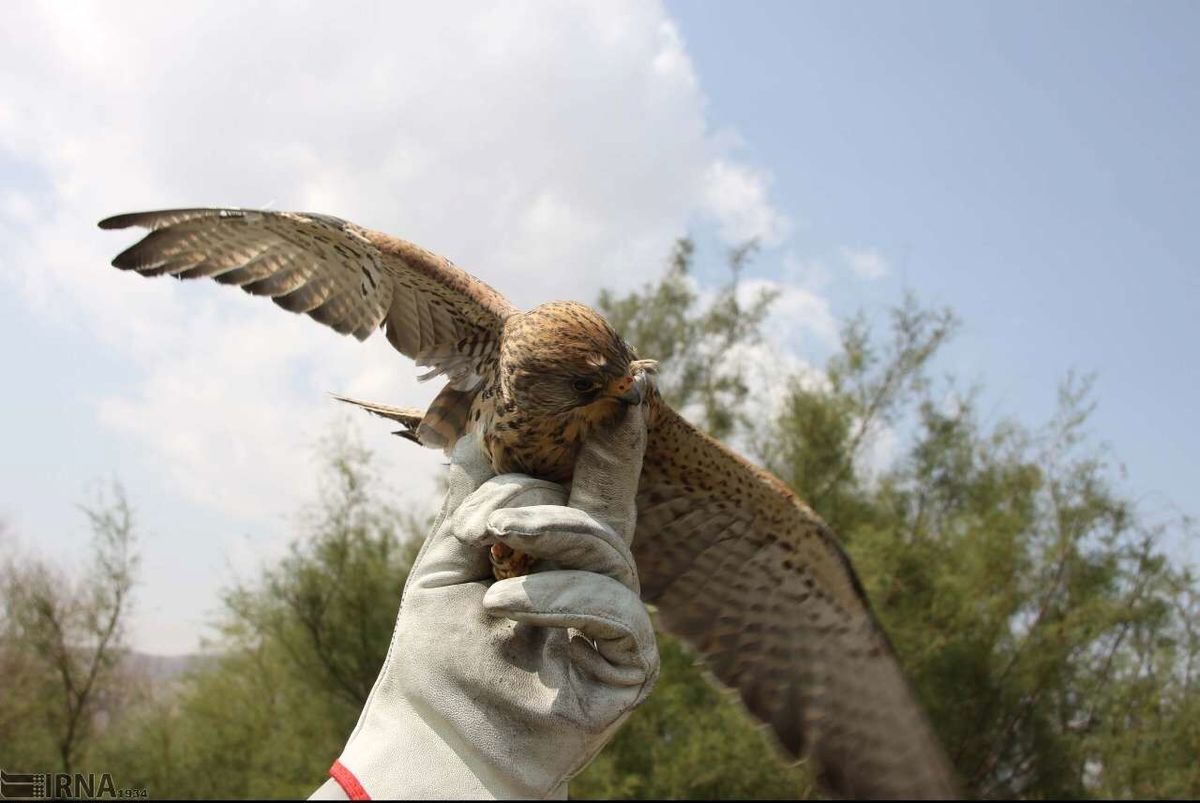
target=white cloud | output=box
[700,159,791,246]
[671,277,831,454]
[735,280,835,449]
[738,277,839,349]
[852,416,899,486]
[0,0,805,651]
[839,246,890,280]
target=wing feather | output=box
[637,401,958,799]
[99,207,515,382]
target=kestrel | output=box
[100,208,958,799]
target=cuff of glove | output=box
[328,761,368,800]
[330,695,568,800]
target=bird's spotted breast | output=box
[475,395,629,483]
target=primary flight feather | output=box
[100,207,958,799]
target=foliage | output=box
[0,486,140,774]
[95,432,424,798]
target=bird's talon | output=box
[490,543,534,579]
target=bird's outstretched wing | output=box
[99,208,517,386]
[635,401,958,799]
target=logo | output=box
[0,773,44,800]
[0,770,146,800]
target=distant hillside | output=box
[122,651,219,685]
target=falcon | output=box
[99,208,958,799]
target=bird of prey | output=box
[100,208,958,799]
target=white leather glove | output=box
[310,404,658,800]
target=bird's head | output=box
[500,301,657,419]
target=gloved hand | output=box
[310,404,659,800]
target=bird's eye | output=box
[572,378,598,393]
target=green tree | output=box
[94,429,424,798]
[0,486,140,774]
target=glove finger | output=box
[404,433,499,591]
[567,403,647,546]
[481,506,637,591]
[411,475,565,588]
[450,475,567,539]
[567,635,656,687]
[483,571,658,685]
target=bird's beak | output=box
[608,371,648,405]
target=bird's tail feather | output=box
[330,394,426,443]
[330,387,475,453]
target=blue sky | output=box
[670,0,1199,540]
[0,1,1194,653]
